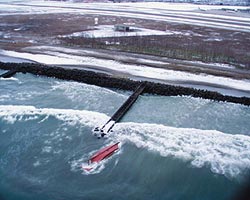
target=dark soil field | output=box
[0,13,250,69]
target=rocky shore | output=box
[1,62,250,106]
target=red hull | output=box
[90,142,120,163]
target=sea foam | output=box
[0,105,109,127]
[51,81,127,104]
[0,105,249,178]
[111,122,250,178]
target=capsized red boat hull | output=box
[82,142,120,172]
[90,142,120,163]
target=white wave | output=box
[111,122,250,178]
[33,160,41,167]
[51,81,127,100]
[0,105,109,127]
[1,105,250,178]
[0,91,41,102]
[70,156,106,175]
[0,77,19,81]
[42,146,52,153]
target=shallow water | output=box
[0,70,250,200]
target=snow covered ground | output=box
[1,48,250,96]
[61,25,168,38]
[0,1,249,97]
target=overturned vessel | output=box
[82,142,120,172]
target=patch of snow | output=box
[0,1,249,32]
[28,40,37,43]
[62,25,168,38]
[136,58,167,65]
[0,54,34,63]
[3,34,11,39]
[1,49,250,93]
[105,41,120,45]
[204,38,223,41]
[14,27,23,31]
[188,60,235,69]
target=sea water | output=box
[0,70,250,200]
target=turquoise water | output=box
[0,70,250,200]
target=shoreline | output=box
[1,47,250,97]
[1,62,250,106]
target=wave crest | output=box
[112,122,250,178]
[0,105,109,127]
[0,105,249,178]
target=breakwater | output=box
[0,62,250,106]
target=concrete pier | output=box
[94,82,146,137]
[0,69,18,78]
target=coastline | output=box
[1,62,250,106]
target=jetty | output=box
[0,69,18,78]
[94,82,146,137]
[1,63,249,105]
